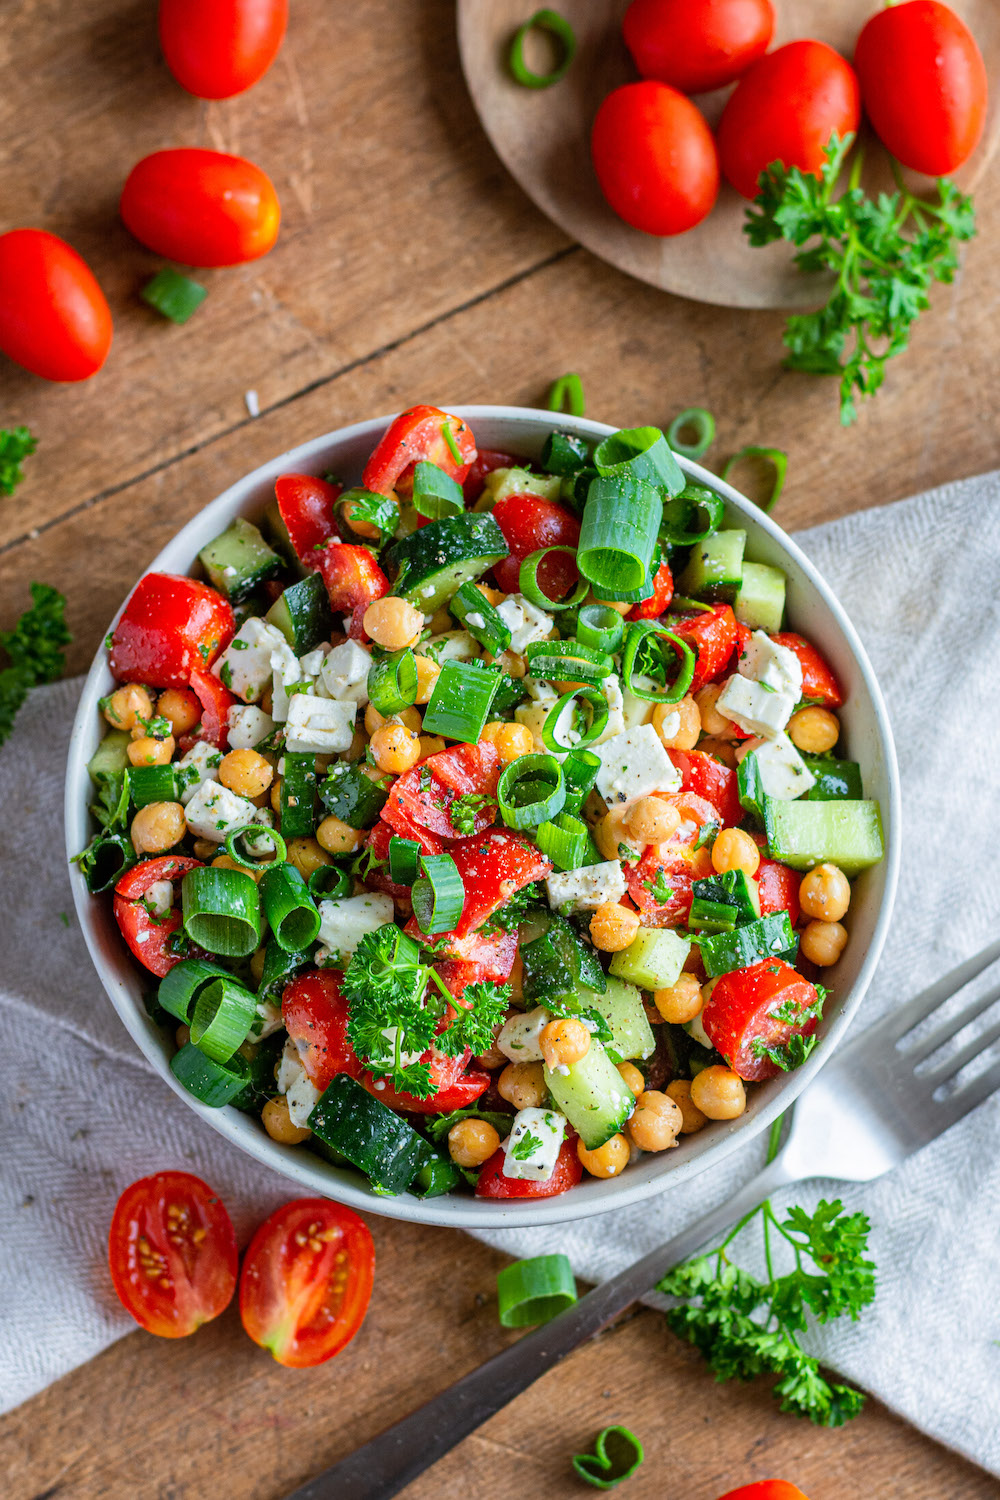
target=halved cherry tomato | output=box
[239,1199,374,1368]
[673,603,738,692]
[0,229,112,383]
[113,855,202,976]
[314,541,388,639]
[362,405,477,498]
[120,149,280,266]
[629,558,674,621]
[382,741,500,844]
[274,473,342,568]
[717,40,861,200]
[702,958,821,1081]
[463,448,525,505]
[756,858,801,928]
[476,1137,583,1199]
[109,1172,237,1337]
[715,1483,810,1500]
[491,493,580,597]
[159,0,288,100]
[623,0,775,95]
[770,632,843,707]
[591,81,720,236]
[362,819,417,901]
[408,925,518,983]
[188,665,236,749]
[668,748,742,827]
[442,829,552,938]
[626,791,719,925]
[110,573,234,690]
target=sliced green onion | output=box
[497,753,565,830]
[541,687,608,752]
[73,832,137,893]
[578,475,662,596]
[666,407,715,460]
[319,761,390,828]
[170,1041,248,1106]
[158,958,233,1024]
[412,1157,464,1198]
[497,1253,577,1327]
[576,603,624,654]
[541,430,590,475]
[140,267,207,324]
[560,464,598,514]
[620,621,695,704]
[546,370,585,413]
[572,1426,645,1490]
[449,580,512,656]
[422,658,500,743]
[412,460,465,521]
[368,648,418,717]
[181,866,262,958]
[189,977,257,1063]
[659,484,725,545]
[561,748,601,815]
[259,863,321,952]
[668,594,714,614]
[536,812,588,871]
[224,824,287,871]
[256,936,312,1004]
[441,418,463,466]
[129,763,193,808]
[525,638,613,689]
[721,446,788,513]
[389,836,421,885]
[307,864,353,900]
[335,487,399,544]
[593,426,684,497]
[519,547,588,611]
[412,853,465,934]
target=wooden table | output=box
[2,3,998,1496]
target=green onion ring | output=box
[367,648,418,716]
[621,621,695,704]
[170,1042,249,1107]
[388,836,421,886]
[536,812,588,872]
[541,687,609,753]
[666,407,716,460]
[721,446,788,513]
[519,547,589,611]
[181,866,262,959]
[189,977,257,1063]
[307,864,353,899]
[659,485,725,546]
[575,604,625,655]
[224,824,287,871]
[571,1425,645,1490]
[525,638,613,688]
[412,853,465,934]
[592,426,685,496]
[497,1253,577,1327]
[158,958,234,1024]
[258,862,321,953]
[546,370,585,413]
[561,748,601,816]
[497,753,566,830]
[441,419,463,466]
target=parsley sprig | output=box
[0,426,38,496]
[752,984,828,1073]
[0,583,71,747]
[746,133,976,425]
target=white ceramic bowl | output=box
[66,407,900,1228]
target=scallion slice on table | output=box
[536,812,588,871]
[593,425,685,495]
[367,648,418,717]
[412,853,465,934]
[497,1253,577,1327]
[170,1041,249,1106]
[519,547,589,610]
[189,977,257,1063]
[659,485,725,545]
[497,753,566,829]
[721,446,788,512]
[561,747,601,815]
[575,603,625,654]
[448,580,512,656]
[388,835,421,885]
[411,460,465,521]
[546,369,585,413]
[541,686,608,752]
[666,407,715,460]
[223,824,287,871]
[158,957,233,1024]
[577,476,662,596]
[140,268,207,324]
[259,863,321,952]
[621,620,695,704]
[541,429,590,474]
[524,638,612,689]
[307,864,353,900]
[422,659,500,742]
[181,866,262,958]
[571,1426,645,1490]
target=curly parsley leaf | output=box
[751,984,828,1072]
[436,980,510,1058]
[339,488,399,544]
[510,1129,543,1161]
[0,583,71,747]
[448,791,492,837]
[642,869,675,904]
[0,426,38,497]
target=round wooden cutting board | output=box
[458,0,1000,309]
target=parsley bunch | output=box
[0,583,71,746]
[746,133,976,424]
[0,426,38,496]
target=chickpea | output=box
[590,902,641,953]
[370,722,421,774]
[413,655,441,704]
[694,683,735,739]
[690,1065,746,1120]
[212,854,262,882]
[617,1061,646,1097]
[428,607,454,635]
[666,1079,708,1134]
[592,596,632,616]
[799,863,850,922]
[497,1061,547,1110]
[343,494,397,540]
[365,702,422,736]
[260,686,274,715]
[285,836,333,879]
[315,816,364,856]
[343,725,368,762]
[540,1017,591,1070]
[475,583,506,606]
[800,919,848,967]
[127,734,175,767]
[362,596,423,651]
[270,778,283,814]
[653,972,703,1025]
[102,683,154,731]
[175,1023,191,1048]
[577,1132,631,1179]
[157,687,201,736]
[789,705,840,754]
[494,722,534,764]
[627,1091,683,1152]
[191,838,216,861]
[418,735,447,759]
[712,827,760,877]
[495,650,527,679]
[653,695,700,750]
[625,796,681,844]
[698,736,738,769]
[131,801,186,854]
[219,748,273,799]
[262,1096,312,1145]
[448,1117,501,1168]
[595,808,639,862]
[249,947,268,984]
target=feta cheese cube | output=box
[183,780,258,842]
[497,1007,551,1063]
[423,630,479,663]
[251,999,284,1041]
[227,704,275,750]
[594,724,681,807]
[269,637,304,723]
[716,673,795,740]
[276,1038,321,1128]
[742,734,816,800]
[740,630,803,699]
[315,892,395,967]
[621,676,657,731]
[496,594,553,655]
[145,880,173,918]
[546,860,626,914]
[242,806,277,856]
[594,674,626,744]
[177,740,223,805]
[213,617,287,704]
[284,693,356,754]
[524,678,560,706]
[502,1107,568,1182]
[299,645,330,677]
[320,639,372,704]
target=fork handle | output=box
[285,1152,800,1500]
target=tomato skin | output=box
[770,631,843,707]
[717,41,861,200]
[492,493,580,596]
[443,829,552,939]
[113,855,203,976]
[383,741,500,844]
[363,406,477,498]
[109,1172,237,1338]
[756,858,801,928]
[626,791,719,925]
[274,473,343,568]
[668,748,742,827]
[239,1199,374,1368]
[120,149,280,266]
[702,958,821,1081]
[463,448,525,505]
[314,542,388,639]
[623,0,775,95]
[159,0,288,100]
[854,1,987,175]
[592,81,720,236]
[476,1137,583,1199]
[0,229,112,382]
[673,603,739,692]
[715,1484,810,1500]
[109,572,235,690]
[187,666,236,749]
[629,559,674,621]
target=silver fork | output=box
[287,937,1000,1500]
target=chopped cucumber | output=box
[737,751,766,823]
[265,572,334,653]
[544,1041,634,1149]
[309,1074,434,1195]
[734,560,786,632]
[521,915,606,1006]
[199,517,282,601]
[481,468,563,506]
[280,752,318,839]
[88,729,131,781]
[678,528,746,603]
[609,927,690,992]
[589,977,655,1061]
[803,756,864,801]
[700,911,798,977]
[763,797,884,875]
[690,869,760,931]
[384,513,509,614]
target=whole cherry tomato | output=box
[854,1,988,175]
[592,81,720,235]
[715,1484,811,1500]
[716,40,861,200]
[623,0,774,95]
[159,0,288,99]
[120,149,280,266]
[0,229,112,382]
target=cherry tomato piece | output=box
[314,541,388,639]
[239,1199,374,1368]
[476,1137,583,1199]
[623,0,775,95]
[668,748,742,827]
[702,958,821,1081]
[756,858,801,928]
[274,473,343,568]
[109,572,235,690]
[770,631,843,707]
[362,406,477,498]
[673,603,739,693]
[186,666,237,750]
[438,829,552,939]
[591,81,720,236]
[159,0,288,100]
[715,1484,811,1500]
[382,741,500,844]
[109,1171,237,1337]
[463,448,526,505]
[113,855,203,977]
[629,558,674,621]
[0,229,112,382]
[491,493,581,597]
[120,148,280,266]
[717,41,861,200]
[626,791,719,927]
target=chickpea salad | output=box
[75,405,885,1202]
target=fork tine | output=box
[934,1055,1000,1128]
[857,936,1000,1048]
[922,1009,1000,1085]
[904,979,1000,1066]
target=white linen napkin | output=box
[1,475,999,1473]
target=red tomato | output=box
[770,631,843,707]
[274,473,342,568]
[187,666,236,749]
[491,493,580,597]
[673,603,739,692]
[757,858,801,928]
[717,41,862,200]
[407,925,518,983]
[113,855,202,976]
[109,1172,236,1337]
[463,448,525,505]
[702,958,821,1081]
[716,1484,810,1500]
[476,1137,583,1199]
[314,541,388,639]
[382,741,500,844]
[363,819,416,901]
[0,229,112,382]
[444,829,552,938]
[109,573,234,690]
[362,406,477,498]
[668,749,742,827]
[854,1,987,175]
[239,1199,374,1368]
[623,0,774,95]
[159,0,288,100]
[629,558,674,621]
[120,149,280,266]
[592,81,720,236]
[625,791,719,925]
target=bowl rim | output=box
[65,405,900,1228]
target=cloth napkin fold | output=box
[2,474,999,1473]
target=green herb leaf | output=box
[0,582,71,746]
[0,426,38,496]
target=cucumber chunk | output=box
[309,1074,434,1195]
[88,729,131,781]
[199,517,282,601]
[700,911,798,977]
[544,1041,634,1149]
[265,572,334,653]
[384,513,509,614]
[763,797,884,875]
[280,752,318,839]
[678,528,746,603]
[589,977,655,1061]
[609,927,690,992]
[735,560,786,632]
[803,756,864,802]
